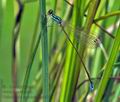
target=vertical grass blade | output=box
[95,23,120,102]
[0,0,14,101]
[40,0,49,102]
[0,0,2,36]
[60,0,88,101]
[84,0,100,32]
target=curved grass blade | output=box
[20,30,41,102]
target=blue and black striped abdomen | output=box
[51,14,62,24]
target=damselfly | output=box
[21,9,99,99]
[47,9,102,90]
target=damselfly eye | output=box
[48,9,53,15]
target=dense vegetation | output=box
[0,0,120,102]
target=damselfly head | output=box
[48,9,53,15]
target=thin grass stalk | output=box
[48,0,57,50]
[80,0,101,91]
[76,76,120,90]
[84,0,101,32]
[95,22,120,102]
[60,0,86,101]
[50,54,65,101]
[40,0,49,102]
[113,82,120,102]
[21,21,40,102]
[94,11,120,22]
[19,2,39,102]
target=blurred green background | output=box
[0,0,120,102]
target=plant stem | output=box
[40,0,49,102]
[84,0,101,32]
[95,20,120,102]
[94,11,120,22]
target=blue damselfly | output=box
[47,9,102,90]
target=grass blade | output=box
[95,22,120,102]
[40,0,49,102]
